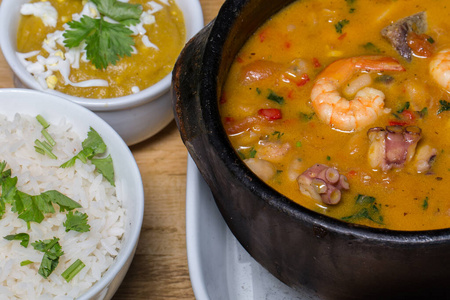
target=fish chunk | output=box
[381,12,427,61]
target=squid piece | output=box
[367,125,422,171]
[381,11,427,62]
[297,164,349,205]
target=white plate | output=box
[186,156,321,300]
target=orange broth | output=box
[220,0,450,230]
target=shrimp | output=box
[310,56,405,131]
[430,48,450,91]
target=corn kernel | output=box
[46,75,58,89]
[54,50,65,59]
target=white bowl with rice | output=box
[0,88,144,299]
[0,0,204,146]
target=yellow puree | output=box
[17,0,186,98]
[220,0,450,230]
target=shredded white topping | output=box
[20,2,58,27]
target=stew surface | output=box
[220,0,450,230]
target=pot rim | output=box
[197,0,450,242]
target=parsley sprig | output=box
[63,0,143,69]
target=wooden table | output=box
[0,0,225,298]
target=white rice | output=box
[0,113,125,299]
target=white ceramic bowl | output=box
[0,0,204,145]
[0,88,144,300]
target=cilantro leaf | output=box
[61,127,107,168]
[4,233,30,248]
[91,0,142,25]
[64,16,135,70]
[15,191,46,224]
[91,155,115,186]
[64,211,90,233]
[64,16,99,48]
[63,0,142,70]
[32,238,64,279]
[1,175,18,204]
[61,128,115,186]
[82,127,107,156]
[41,190,82,212]
[85,19,135,69]
[0,162,81,224]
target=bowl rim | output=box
[0,0,204,111]
[0,88,145,299]
[197,0,450,241]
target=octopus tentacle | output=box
[367,125,423,171]
[297,164,349,205]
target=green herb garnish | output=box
[422,197,429,210]
[63,0,143,70]
[362,42,381,53]
[248,148,257,158]
[267,90,284,104]
[3,233,30,248]
[437,99,450,114]
[35,116,57,159]
[335,19,350,34]
[272,131,284,139]
[62,259,86,282]
[36,115,50,129]
[20,260,34,266]
[32,238,64,279]
[64,211,90,233]
[299,112,315,121]
[418,107,428,118]
[342,194,384,225]
[61,127,115,186]
[0,161,81,224]
[396,101,410,113]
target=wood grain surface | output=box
[0,0,225,298]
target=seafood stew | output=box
[220,0,450,231]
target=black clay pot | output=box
[172,0,450,299]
